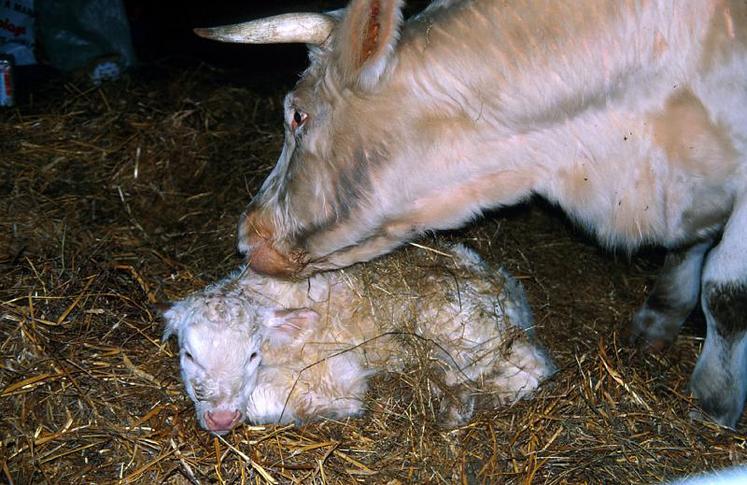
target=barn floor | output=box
[2,63,746,484]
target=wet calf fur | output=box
[162,245,555,433]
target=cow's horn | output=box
[194,13,336,45]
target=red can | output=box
[0,56,15,107]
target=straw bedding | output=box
[1,64,746,484]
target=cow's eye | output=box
[291,110,308,130]
[183,351,194,362]
[249,351,258,362]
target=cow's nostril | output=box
[246,239,301,277]
[238,211,304,276]
[238,208,269,255]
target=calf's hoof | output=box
[437,395,475,428]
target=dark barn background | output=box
[2,1,746,483]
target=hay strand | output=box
[1,62,744,483]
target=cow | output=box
[162,244,554,433]
[194,0,747,428]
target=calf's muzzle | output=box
[204,409,242,433]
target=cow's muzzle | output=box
[238,210,306,277]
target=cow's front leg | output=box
[630,240,712,350]
[689,198,747,428]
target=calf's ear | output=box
[333,0,405,90]
[263,308,320,344]
[160,301,188,342]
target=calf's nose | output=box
[204,409,241,432]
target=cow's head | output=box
[197,0,415,277]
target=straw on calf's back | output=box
[162,244,555,433]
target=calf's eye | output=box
[249,351,258,362]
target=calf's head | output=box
[197,0,414,277]
[162,292,320,433]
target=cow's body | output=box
[389,0,742,254]
[198,0,747,427]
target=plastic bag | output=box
[0,0,37,65]
[36,0,135,80]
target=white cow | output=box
[162,245,554,433]
[195,0,747,427]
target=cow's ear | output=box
[262,308,320,344]
[333,0,404,90]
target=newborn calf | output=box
[162,245,555,434]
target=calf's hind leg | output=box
[435,338,554,427]
[630,240,712,350]
[689,199,747,428]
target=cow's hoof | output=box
[628,307,678,352]
[689,409,737,430]
[690,368,743,429]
